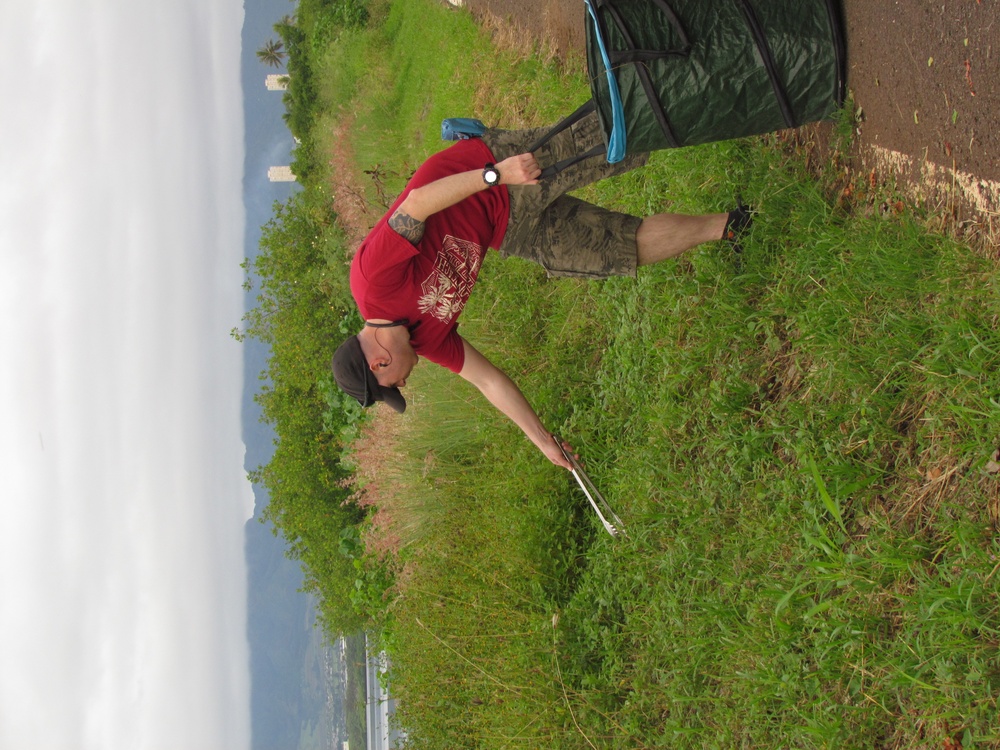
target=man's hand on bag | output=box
[497,153,542,186]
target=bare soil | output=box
[459,0,999,238]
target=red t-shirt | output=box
[350,138,510,372]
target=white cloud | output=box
[0,1,251,748]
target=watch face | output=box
[484,168,499,185]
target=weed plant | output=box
[315,1,1000,747]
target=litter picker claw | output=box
[553,436,626,539]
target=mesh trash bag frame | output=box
[585,0,847,160]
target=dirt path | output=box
[459,0,999,238]
[845,0,996,182]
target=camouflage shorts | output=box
[483,111,648,278]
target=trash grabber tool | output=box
[553,436,626,538]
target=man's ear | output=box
[357,329,385,371]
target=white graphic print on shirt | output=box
[417,235,483,324]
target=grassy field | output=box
[307,1,1000,747]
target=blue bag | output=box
[441,118,487,141]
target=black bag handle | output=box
[526,99,596,155]
[525,100,607,180]
[538,144,606,181]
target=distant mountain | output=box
[240,0,336,748]
[245,509,335,750]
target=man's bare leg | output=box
[636,213,728,266]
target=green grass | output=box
[309,1,1000,747]
[312,0,588,200]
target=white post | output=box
[267,166,295,182]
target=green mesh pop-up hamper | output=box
[585,0,846,161]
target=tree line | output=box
[242,0,380,637]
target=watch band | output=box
[482,163,500,187]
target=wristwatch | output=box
[482,162,500,187]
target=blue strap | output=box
[585,0,626,162]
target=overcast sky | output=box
[0,2,252,749]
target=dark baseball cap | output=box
[331,335,407,413]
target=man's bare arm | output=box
[457,337,571,469]
[386,153,541,245]
[387,209,425,244]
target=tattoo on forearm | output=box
[389,209,425,245]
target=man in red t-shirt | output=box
[332,114,751,469]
